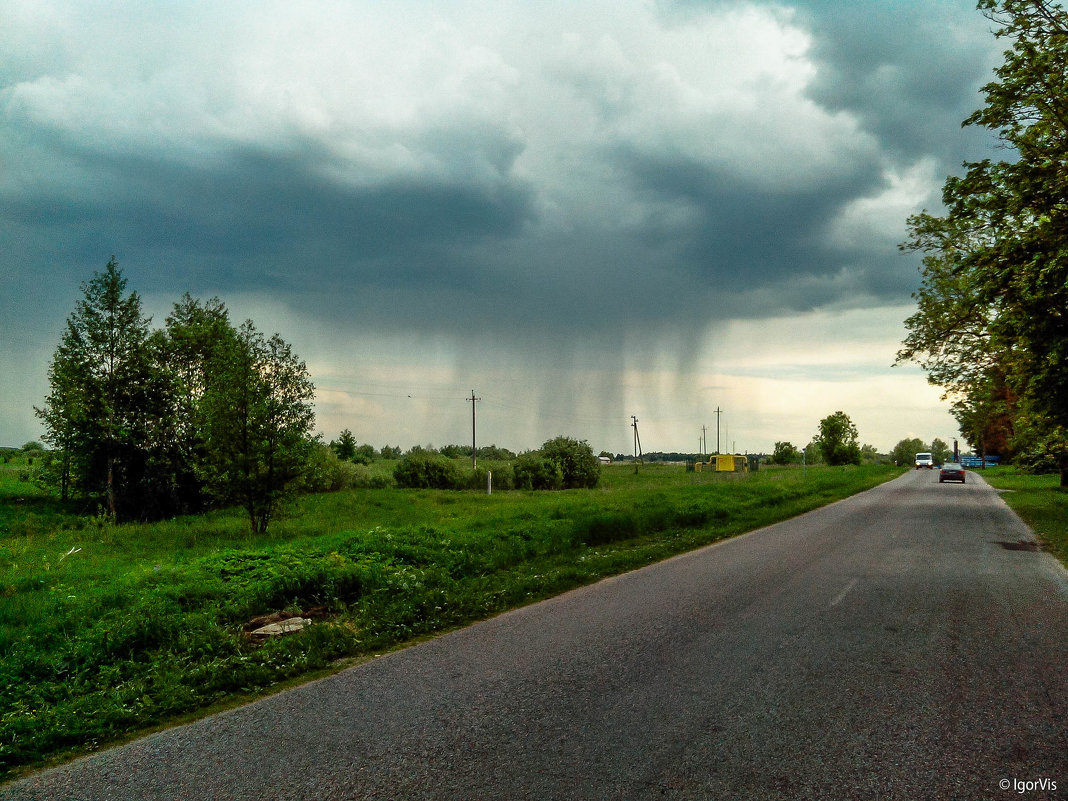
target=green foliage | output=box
[150,294,235,516]
[439,444,473,459]
[34,258,157,517]
[803,438,824,465]
[770,441,802,465]
[393,452,462,489]
[352,444,376,465]
[930,437,952,464]
[330,429,357,461]
[899,0,1068,484]
[465,462,515,491]
[477,444,516,461]
[817,411,862,466]
[199,321,316,533]
[513,451,564,490]
[540,436,601,489]
[34,265,319,526]
[891,437,928,467]
[299,444,385,492]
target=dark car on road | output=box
[939,462,966,483]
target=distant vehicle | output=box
[939,463,966,483]
[915,452,934,469]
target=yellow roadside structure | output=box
[693,455,749,473]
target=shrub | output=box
[513,452,564,490]
[393,452,462,489]
[349,463,394,489]
[541,436,600,489]
[300,445,356,493]
[464,462,515,491]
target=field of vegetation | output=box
[0,456,902,779]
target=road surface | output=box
[4,469,1066,800]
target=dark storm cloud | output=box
[616,146,882,281]
[793,0,1003,162]
[1,131,536,308]
[0,0,986,448]
[2,0,1001,346]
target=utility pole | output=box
[467,390,480,469]
[701,424,708,456]
[631,415,643,472]
[714,407,722,455]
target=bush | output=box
[349,463,394,489]
[393,452,462,489]
[541,436,600,489]
[463,462,515,491]
[513,452,564,490]
[300,445,356,492]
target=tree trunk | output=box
[107,459,117,522]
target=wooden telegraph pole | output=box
[468,390,480,468]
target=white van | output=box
[914,452,934,469]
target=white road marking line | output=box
[829,578,859,608]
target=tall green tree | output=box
[150,294,235,514]
[900,0,1068,484]
[35,259,156,518]
[330,429,357,461]
[817,411,862,466]
[200,320,316,533]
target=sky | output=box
[1,0,1006,456]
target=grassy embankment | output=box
[981,466,1068,567]
[0,457,901,780]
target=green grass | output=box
[981,466,1068,567]
[0,458,902,781]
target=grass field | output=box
[0,457,902,780]
[981,467,1068,567]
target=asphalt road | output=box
[4,469,1066,800]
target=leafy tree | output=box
[35,259,157,518]
[930,437,953,464]
[770,441,801,465]
[817,411,862,466]
[379,445,402,460]
[900,0,1068,485]
[149,294,235,515]
[200,320,316,533]
[859,444,882,465]
[540,436,600,488]
[331,429,357,461]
